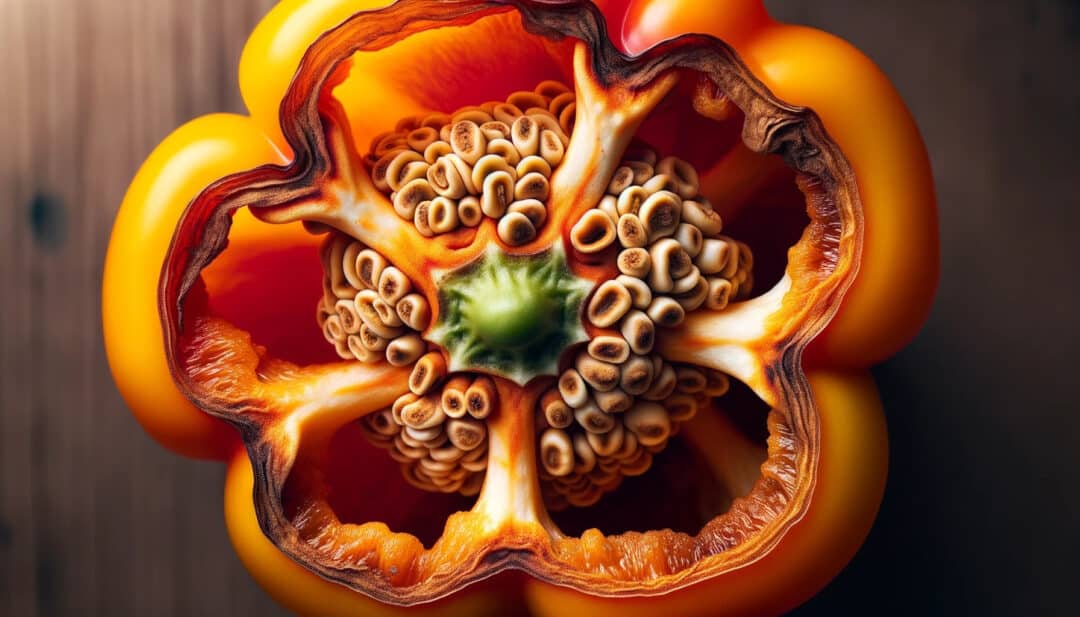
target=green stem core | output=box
[431,245,591,385]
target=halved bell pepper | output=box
[103,1,936,615]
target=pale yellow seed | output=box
[540,428,575,477]
[586,280,632,328]
[588,336,630,364]
[385,334,425,366]
[575,353,621,393]
[570,209,617,254]
[508,199,547,228]
[624,402,671,447]
[616,274,653,310]
[396,293,431,331]
[620,310,655,356]
[558,369,589,408]
[497,211,537,246]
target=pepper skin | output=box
[102,1,937,615]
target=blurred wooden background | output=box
[1,1,1076,615]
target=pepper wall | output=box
[0,1,1076,615]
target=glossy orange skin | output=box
[102,0,936,615]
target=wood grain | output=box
[1,1,1077,616]
[0,1,284,615]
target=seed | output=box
[508,199,547,227]
[409,352,446,395]
[391,391,418,424]
[497,211,537,246]
[557,102,576,135]
[616,185,648,216]
[426,156,467,199]
[355,249,387,290]
[615,429,639,460]
[405,423,446,446]
[429,444,465,463]
[705,278,733,310]
[625,161,654,184]
[624,402,671,447]
[703,369,731,396]
[393,435,428,461]
[647,296,686,328]
[511,115,540,157]
[323,235,354,298]
[540,428,575,477]
[695,238,733,275]
[620,449,653,476]
[618,355,653,398]
[672,266,702,295]
[364,409,400,437]
[642,363,678,401]
[656,156,700,199]
[586,422,625,457]
[588,336,630,364]
[491,102,523,125]
[358,323,389,351]
[447,417,487,451]
[516,154,552,178]
[647,239,682,292]
[546,89,575,114]
[570,209,617,254]
[393,178,435,220]
[674,276,709,312]
[617,247,651,278]
[558,369,589,408]
[607,166,635,195]
[340,242,366,290]
[541,388,574,429]
[666,394,699,422]
[616,213,648,248]
[620,310,655,355]
[576,354,621,392]
[428,196,460,234]
[346,335,379,362]
[594,388,633,414]
[586,280,632,328]
[514,171,550,201]
[440,375,472,419]
[682,200,723,235]
[355,290,403,339]
[400,393,445,429]
[451,107,492,126]
[413,201,434,237]
[486,138,521,166]
[377,266,411,305]
[386,151,427,192]
[385,334,425,366]
[480,120,511,140]
[639,190,682,240]
[395,293,431,331]
[423,140,452,164]
[465,376,497,419]
[418,456,456,474]
[457,196,483,227]
[616,275,653,310]
[449,120,487,165]
[675,366,707,393]
[539,130,565,166]
[371,149,400,192]
[334,299,362,334]
[642,173,677,195]
[407,126,440,152]
[480,170,515,218]
[572,433,597,474]
[373,297,403,327]
[598,195,620,223]
[674,223,703,258]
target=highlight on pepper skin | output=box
[103,1,937,616]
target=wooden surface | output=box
[0,1,1076,616]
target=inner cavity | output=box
[283,421,476,549]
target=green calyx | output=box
[431,245,591,385]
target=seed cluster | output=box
[536,145,752,509]
[317,233,432,365]
[367,81,575,246]
[360,365,495,496]
[318,232,488,495]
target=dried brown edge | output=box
[156,0,862,605]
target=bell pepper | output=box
[102,1,937,616]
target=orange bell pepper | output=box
[102,1,936,616]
